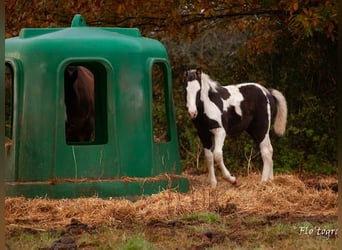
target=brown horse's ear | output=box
[65,66,79,83]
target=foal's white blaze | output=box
[186,80,201,118]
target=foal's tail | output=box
[270,89,287,136]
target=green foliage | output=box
[120,235,156,250]
[176,107,204,170]
[5,229,59,249]
[274,95,337,175]
[181,212,220,223]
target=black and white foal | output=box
[183,68,287,187]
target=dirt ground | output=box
[5,173,338,249]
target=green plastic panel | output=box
[5,175,189,199]
[5,14,188,198]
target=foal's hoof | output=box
[210,182,217,189]
[229,176,237,185]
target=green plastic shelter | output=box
[4,14,188,198]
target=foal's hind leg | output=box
[212,128,236,184]
[259,134,274,181]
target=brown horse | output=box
[64,66,95,142]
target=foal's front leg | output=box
[204,148,217,188]
[211,128,236,185]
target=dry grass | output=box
[5,173,337,230]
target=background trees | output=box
[5,0,337,174]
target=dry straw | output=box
[5,173,337,230]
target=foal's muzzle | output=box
[188,110,198,119]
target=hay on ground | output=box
[5,174,337,229]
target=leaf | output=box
[293,2,299,12]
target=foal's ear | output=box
[196,67,202,78]
[182,70,188,80]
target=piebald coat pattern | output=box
[183,68,287,187]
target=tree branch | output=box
[89,8,286,30]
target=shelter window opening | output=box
[152,62,171,143]
[64,62,108,145]
[5,63,14,155]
